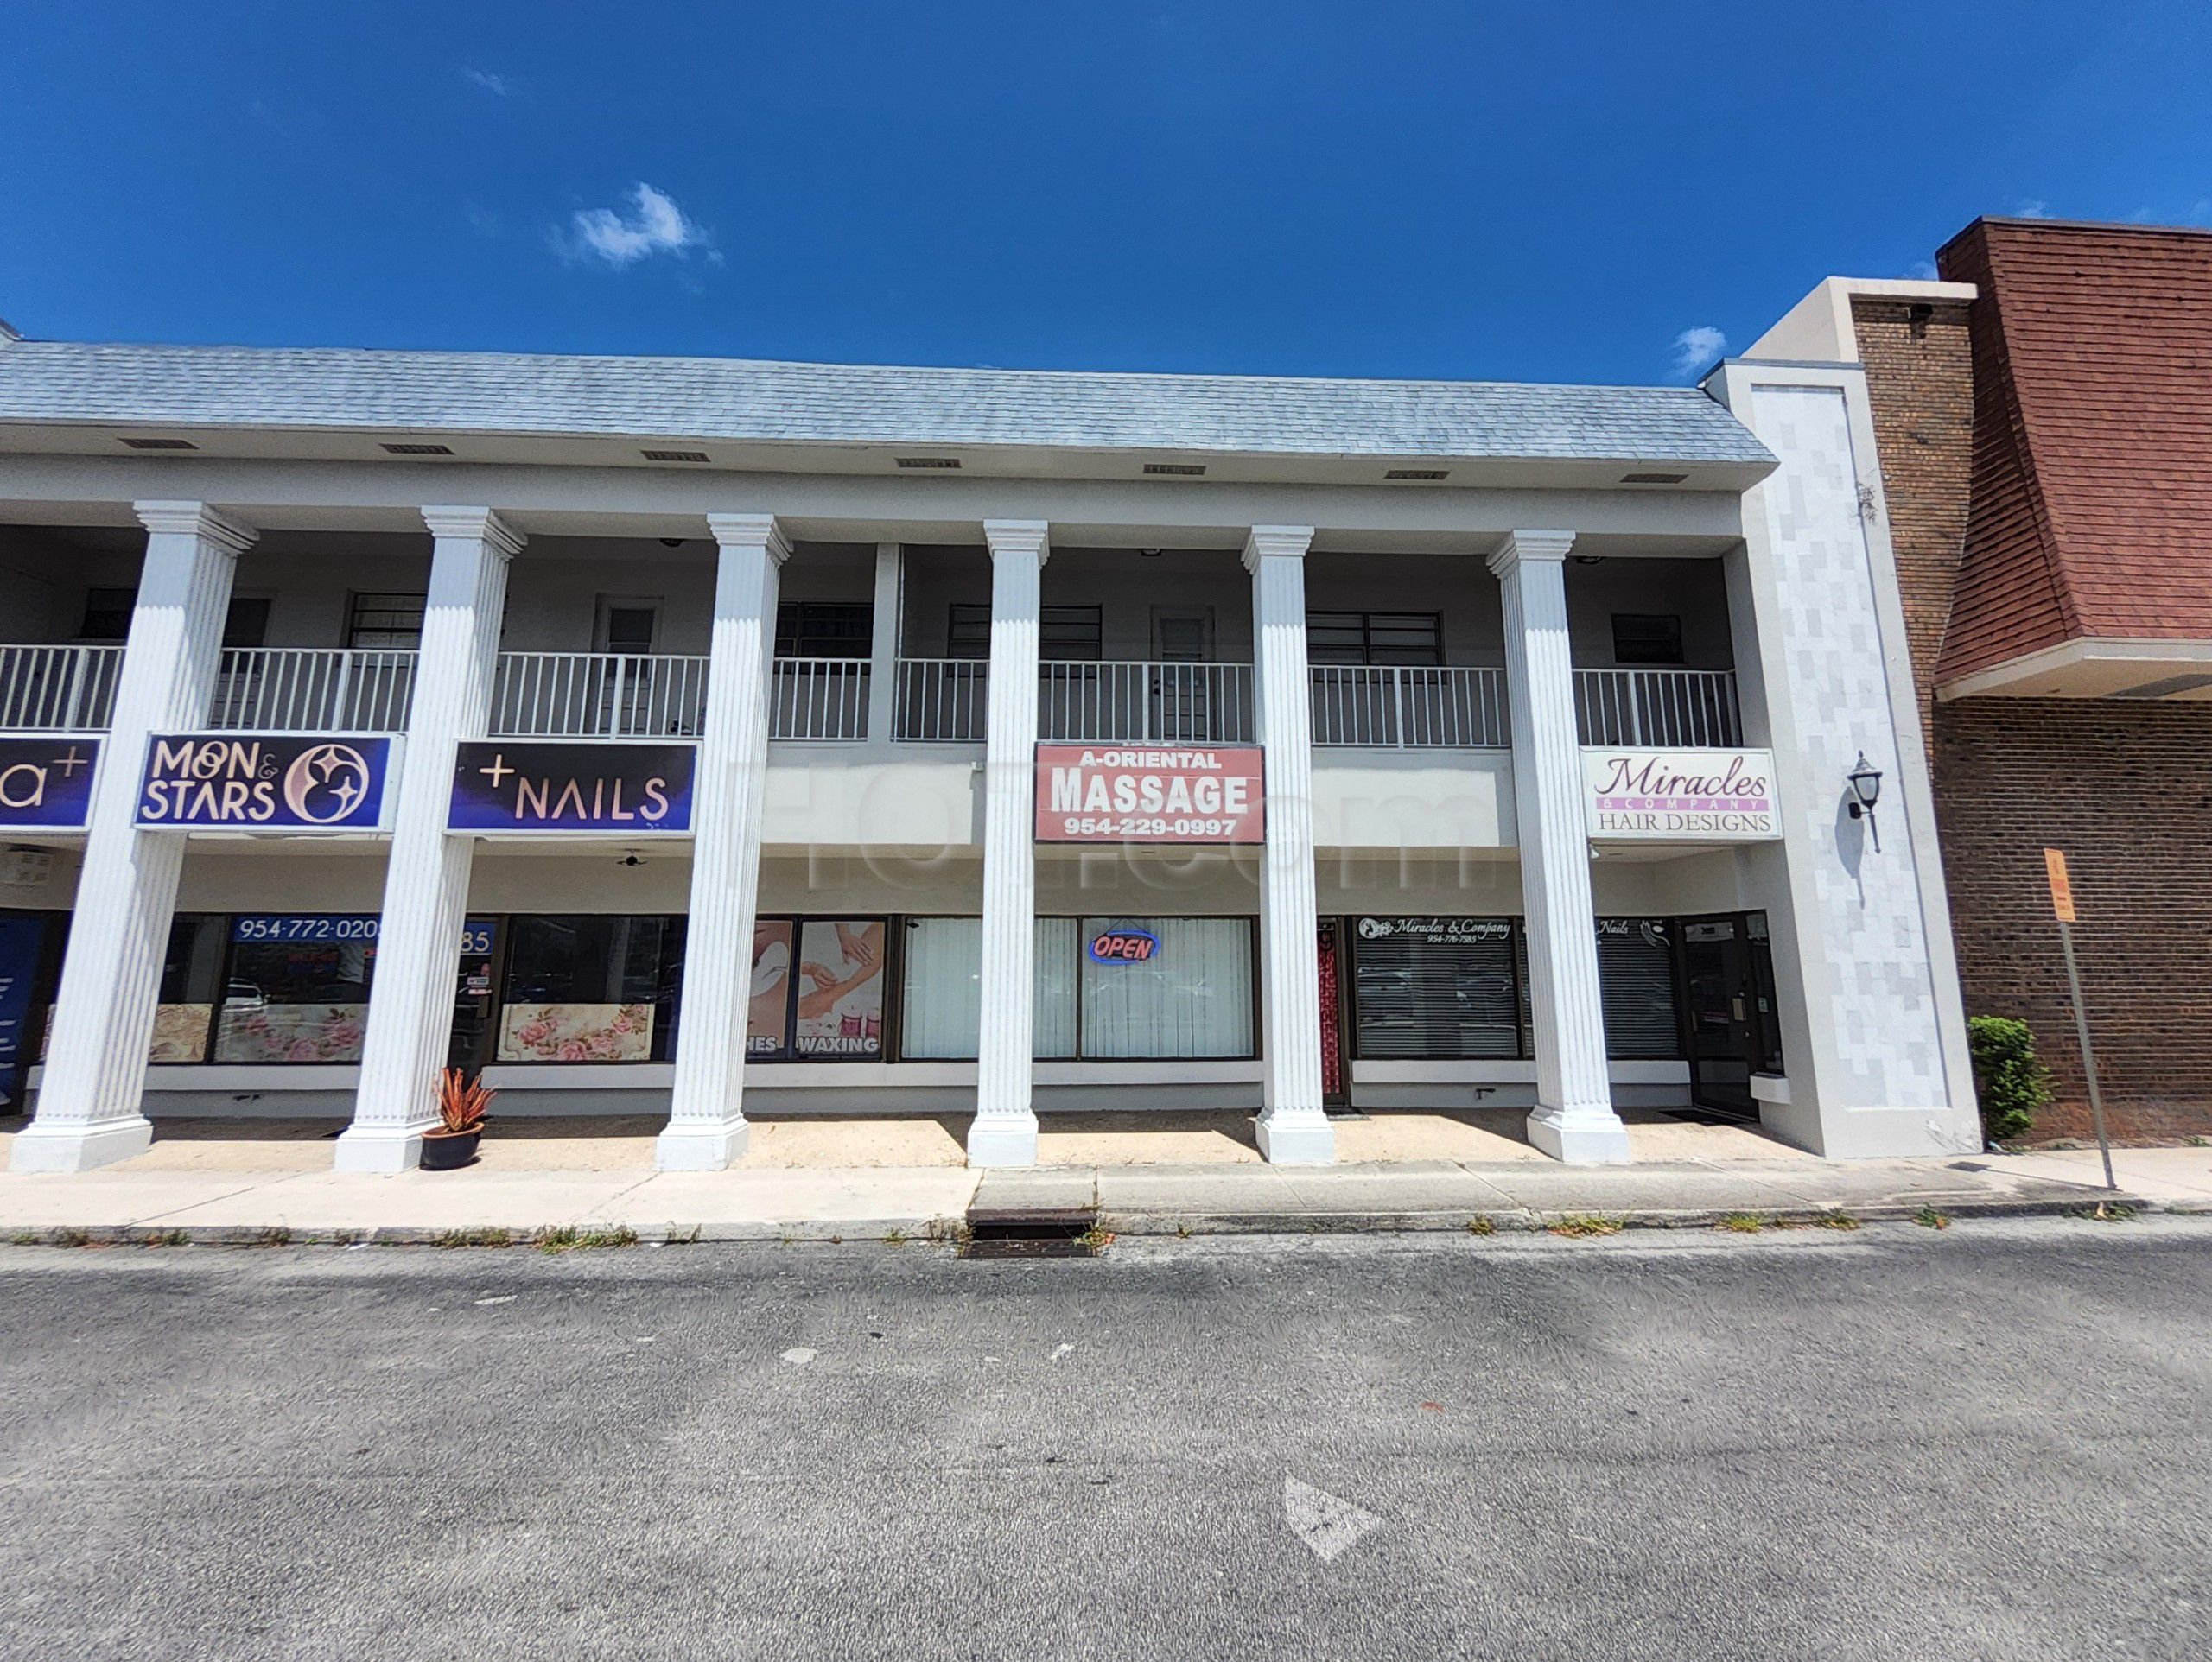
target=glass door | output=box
[1680,915,1758,1115]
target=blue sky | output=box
[3,1,2207,385]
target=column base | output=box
[1255,1112,1336,1165]
[966,1113,1039,1168]
[656,1117,750,1171]
[1526,1105,1632,1164]
[9,1114,155,1174]
[332,1121,432,1175]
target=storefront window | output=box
[898,917,1077,1060]
[1351,917,1521,1060]
[498,915,683,1063]
[1598,918,1681,1059]
[213,914,377,1063]
[746,917,891,1060]
[153,914,226,1063]
[1078,917,1254,1060]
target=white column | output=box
[968,520,1046,1166]
[865,540,901,744]
[1245,526,1335,1164]
[1491,530,1629,1164]
[12,502,252,1173]
[658,513,790,1170]
[337,508,519,1173]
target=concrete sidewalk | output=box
[0,1145,2167,1244]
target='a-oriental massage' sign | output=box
[1034,744,1264,845]
[1583,749,1780,841]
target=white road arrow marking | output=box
[1284,1475,1383,1563]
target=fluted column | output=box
[337,508,519,1172]
[968,520,1046,1166]
[1244,526,1334,1164]
[12,502,252,1172]
[1491,530,1629,1163]
[658,513,790,1170]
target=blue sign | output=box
[450,741,695,834]
[137,734,392,830]
[0,912,48,1104]
[0,738,99,829]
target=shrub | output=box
[1968,1016,2051,1144]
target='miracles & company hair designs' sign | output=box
[449,742,696,834]
[1034,745,1264,845]
[0,738,99,829]
[1582,749,1781,841]
[136,735,394,830]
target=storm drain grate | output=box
[961,1207,1100,1259]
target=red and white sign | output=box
[1034,744,1265,844]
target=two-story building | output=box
[0,327,1980,1171]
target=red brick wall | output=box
[1853,280,2212,1142]
[1932,701,2212,1142]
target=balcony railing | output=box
[490,652,709,739]
[209,649,417,733]
[1310,665,1509,749]
[894,657,988,741]
[1040,661,1254,745]
[1574,668,1742,748]
[768,657,869,741]
[0,644,124,732]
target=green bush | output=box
[1968,1016,2052,1143]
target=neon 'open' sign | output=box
[1087,928,1160,964]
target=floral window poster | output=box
[148,1003,214,1063]
[213,1002,369,1063]
[498,1002,654,1063]
[792,920,885,1058]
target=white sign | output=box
[1583,748,1781,841]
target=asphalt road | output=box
[0,1219,2206,1661]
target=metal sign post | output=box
[2044,848,2116,1192]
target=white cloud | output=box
[1669,325,1726,379]
[562,183,714,268]
[463,67,514,96]
[2015,199,2051,219]
[1903,258,1939,281]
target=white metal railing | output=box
[1310,665,1509,748]
[894,657,988,741]
[1040,661,1254,745]
[769,657,869,740]
[0,644,124,731]
[1574,668,1742,747]
[490,652,709,739]
[209,649,417,733]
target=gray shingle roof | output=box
[0,339,1771,465]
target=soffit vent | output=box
[119,436,196,450]
[1621,472,1689,485]
[1143,462,1206,476]
[382,441,454,455]
[1384,468,1449,480]
[640,448,711,462]
[895,456,962,469]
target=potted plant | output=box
[422,1067,493,1170]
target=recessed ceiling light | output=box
[1620,472,1688,485]
[1143,462,1205,476]
[119,436,196,450]
[640,448,710,463]
[382,441,454,455]
[895,456,961,469]
[1384,468,1447,480]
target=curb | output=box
[0,1193,2158,1248]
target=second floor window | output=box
[947,604,1103,661]
[1306,611,1444,667]
[347,592,427,650]
[79,587,268,648]
[775,602,873,659]
[1611,613,1685,666]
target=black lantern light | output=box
[1846,752,1884,849]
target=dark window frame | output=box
[947,603,1103,662]
[1304,610,1446,667]
[1610,612,1686,666]
[774,601,874,660]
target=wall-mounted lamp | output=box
[1846,752,1884,850]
